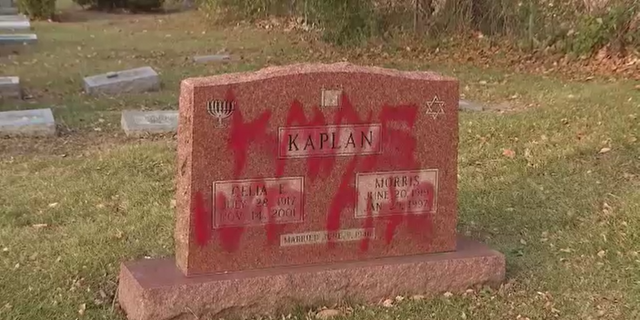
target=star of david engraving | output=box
[425,95,445,119]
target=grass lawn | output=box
[1,2,639,320]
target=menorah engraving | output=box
[206,99,235,125]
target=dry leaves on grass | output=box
[599,147,611,154]
[316,309,340,319]
[503,149,516,158]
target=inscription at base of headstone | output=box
[121,110,178,137]
[0,108,56,137]
[0,76,21,99]
[0,33,37,45]
[83,66,160,96]
[117,63,505,320]
[193,54,231,64]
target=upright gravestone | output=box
[117,63,505,320]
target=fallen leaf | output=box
[502,149,516,158]
[48,202,59,208]
[443,291,453,298]
[170,199,177,209]
[316,309,340,319]
[597,250,606,258]
[382,299,394,308]
[394,295,404,302]
[635,84,640,90]
[32,224,48,229]
[78,303,86,316]
[411,294,425,300]
[599,147,611,154]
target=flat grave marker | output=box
[459,99,484,112]
[0,8,18,15]
[0,108,56,137]
[0,33,37,45]
[121,110,178,137]
[0,76,20,99]
[83,66,160,96]
[0,14,27,21]
[117,63,505,320]
[193,54,231,64]
[0,20,29,30]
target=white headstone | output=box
[121,110,178,137]
[0,20,29,30]
[83,66,161,96]
[0,14,27,22]
[0,76,21,99]
[0,108,56,137]
[0,33,37,45]
[0,8,19,15]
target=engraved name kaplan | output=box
[278,124,382,158]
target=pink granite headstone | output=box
[117,63,505,320]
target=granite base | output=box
[118,237,505,320]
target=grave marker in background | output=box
[0,19,30,30]
[0,108,55,137]
[459,99,484,112]
[0,33,36,45]
[193,54,231,63]
[83,66,160,96]
[0,76,21,99]
[117,63,505,320]
[121,110,178,137]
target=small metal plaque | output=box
[106,72,119,79]
[321,88,342,107]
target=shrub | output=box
[306,0,380,45]
[569,1,639,56]
[17,0,56,20]
[198,0,379,45]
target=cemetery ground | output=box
[1,3,639,320]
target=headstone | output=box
[0,34,37,45]
[0,76,21,99]
[0,20,29,30]
[121,110,178,137]
[193,54,231,64]
[0,14,27,21]
[0,108,56,137]
[459,99,484,112]
[0,8,18,15]
[83,66,160,96]
[117,63,505,320]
